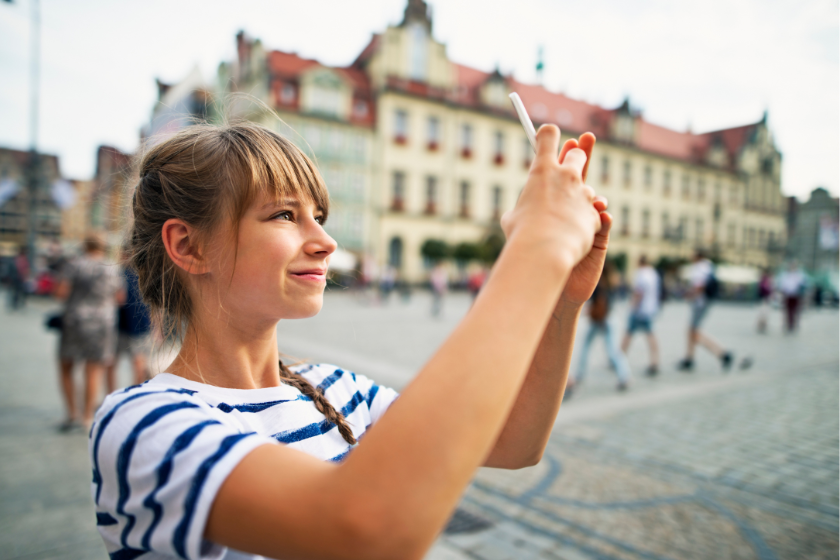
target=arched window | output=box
[389,237,404,269]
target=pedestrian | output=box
[621,255,660,376]
[54,233,124,432]
[378,264,396,303]
[467,264,487,301]
[756,268,773,333]
[778,261,807,333]
[89,122,610,559]
[566,262,631,396]
[8,246,30,310]
[430,260,448,316]
[104,255,152,393]
[677,250,733,371]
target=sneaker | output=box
[645,365,659,377]
[57,419,82,433]
[721,352,733,372]
[616,381,629,392]
[677,358,694,372]
[739,356,753,370]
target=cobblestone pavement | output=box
[0,290,837,559]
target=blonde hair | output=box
[128,122,356,445]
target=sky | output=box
[0,0,837,200]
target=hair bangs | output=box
[221,124,330,224]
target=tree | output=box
[420,239,450,264]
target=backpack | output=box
[704,271,720,299]
[589,286,610,321]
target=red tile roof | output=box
[263,34,764,167]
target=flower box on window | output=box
[394,135,407,146]
[493,153,504,166]
[427,141,439,152]
[459,205,470,218]
[424,202,436,215]
[461,147,472,159]
[391,199,404,212]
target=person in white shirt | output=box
[677,250,733,371]
[621,255,660,376]
[777,261,807,332]
[90,122,611,559]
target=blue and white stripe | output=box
[89,363,398,560]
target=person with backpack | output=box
[677,250,733,371]
[565,262,631,396]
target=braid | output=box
[279,361,357,445]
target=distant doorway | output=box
[389,236,403,269]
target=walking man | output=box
[621,255,660,376]
[677,250,733,371]
[778,261,807,333]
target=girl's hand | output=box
[555,134,613,309]
[500,126,602,273]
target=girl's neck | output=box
[168,314,282,390]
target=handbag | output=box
[45,312,64,331]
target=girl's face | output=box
[209,193,337,324]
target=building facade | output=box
[786,187,839,285]
[219,0,786,281]
[0,147,63,254]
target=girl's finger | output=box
[534,125,561,166]
[558,139,579,164]
[593,195,608,213]
[562,148,588,175]
[578,133,596,182]
[584,184,596,201]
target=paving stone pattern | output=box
[0,290,837,560]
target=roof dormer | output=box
[479,69,511,110]
[299,67,352,120]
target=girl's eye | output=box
[315,215,325,225]
[274,211,293,221]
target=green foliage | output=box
[607,252,627,273]
[479,234,505,263]
[453,242,481,263]
[420,239,450,263]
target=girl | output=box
[90,122,611,560]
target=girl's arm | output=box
[483,133,613,469]
[205,125,602,560]
[484,210,612,468]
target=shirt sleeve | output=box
[89,387,275,560]
[351,373,399,425]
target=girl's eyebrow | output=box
[261,199,301,211]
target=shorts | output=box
[690,298,710,329]
[115,332,151,359]
[627,313,654,334]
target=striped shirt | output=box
[89,363,399,560]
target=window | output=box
[391,171,405,211]
[729,185,739,204]
[394,110,408,144]
[662,212,670,240]
[310,87,341,117]
[758,229,766,249]
[461,124,473,158]
[280,83,296,104]
[523,138,532,169]
[644,165,652,189]
[697,178,706,201]
[748,228,756,248]
[714,181,722,202]
[408,22,428,81]
[727,223,736,247]
[623,160,632,188]
[679,216,688,243]
[642,209,650,238]
[601,156,610,185]
[620,206,629,236]
[696,218,704,245]
[427,117,440,150]
[663,169,672,197]
[459,181,470,218]
[681,174,691,199]
[492,185,503,220]
[353,100,368,118]
[493,131,504,165]
[352,134,366,163]
[425,176,437,215]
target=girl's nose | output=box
[305,222,337,257]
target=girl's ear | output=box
[161,218,209,275]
